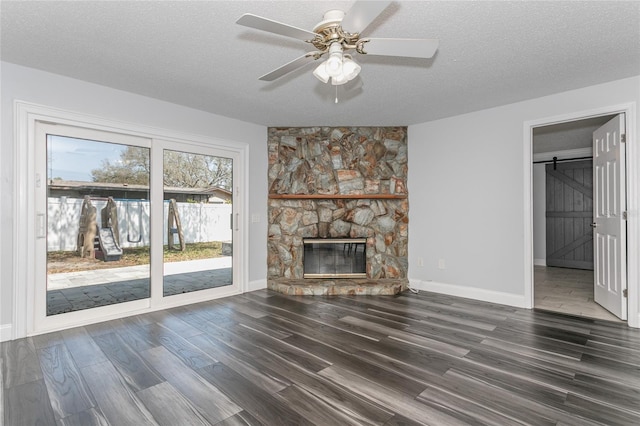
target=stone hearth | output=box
[267,127,409,295]
[268,278,406,296]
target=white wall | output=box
[1,62,268,335]
[532,164,546,265]
[408,75,640,310]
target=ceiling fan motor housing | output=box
[312,10,345,33]
[311,9,360,53]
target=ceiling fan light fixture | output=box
[237,1,440,100]
[342,55,361,81]
[313,61,330,83]
[325,43,344,77]
[331,74,348,85]
[316,48,360,85]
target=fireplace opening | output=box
[303,238,367,278]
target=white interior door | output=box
[593,114,627,320]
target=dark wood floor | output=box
[2,289,640,425]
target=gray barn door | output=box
[546,160,593,269]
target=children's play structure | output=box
[76,196,185,261]
[167,198,185,251]
[77,196,123,261]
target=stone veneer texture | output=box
[267,127,408,280]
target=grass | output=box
[47,241,224,274]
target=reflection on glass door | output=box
[162,149,233,296]
[46,136,150,315]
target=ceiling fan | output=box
[236,1,439,86]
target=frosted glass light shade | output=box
[325,52,343,77]
[313,45,361,86]
[313,62,330,83]
[331,74,348,85]
[342,55,361,80]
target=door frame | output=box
[523,103,638,327]
[13,101,249,338]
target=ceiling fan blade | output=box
[341,1,391,34]
[360,38,439,59]
[236,13,318,41]
[259,52,322,81]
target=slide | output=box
[98,227,123,262]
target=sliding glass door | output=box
[33,121,243,333]
[161,148,234,297]
[45,136,151,316]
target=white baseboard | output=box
[408,279,528,308]
[630,313,640,329]
[534,258,547,266]
[0,324,13,342]
[247,279,267,292]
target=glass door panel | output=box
[46,135,150,315]
[162,149,233,296]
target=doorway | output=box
[531,114,626,321]
[28,118,244,335]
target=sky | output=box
[47,135,128,182]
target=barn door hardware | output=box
[533,156,592,167]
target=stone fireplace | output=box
[267,127,409,295]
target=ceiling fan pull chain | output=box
[335,85,339,104]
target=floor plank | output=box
[140,345,242,424]
[214,410,264,426]
[57,407,109,426]
[3,289,640,425]
[136,381,211,426]
[275,384,365,426]
[319,364,468,425]
[91,332,163,392]
[60,327,108,369]
[80,361,157,425]
[188,332,290,393]
[1,337,43,388]
[37,344,95,419]
[141,323,217,369]
[4,380,57,426]
[197,363,314,426]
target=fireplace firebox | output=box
[303,238,367,278]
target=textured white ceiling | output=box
[2,1,639,127]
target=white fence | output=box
[47,197,232,252]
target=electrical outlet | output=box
[418,257,424,267]
[251,214,260,223]
[438,259,446,269]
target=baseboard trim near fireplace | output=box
[409,279,527,308]
[0,324,12,342]
[247,279,267,292]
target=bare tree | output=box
[91,146,150,185]
[163,151,232,189]
[91,146,232,190]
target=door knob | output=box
[590,222,597,228]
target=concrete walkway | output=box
[47,257,233,316]
[48,257,232,289]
